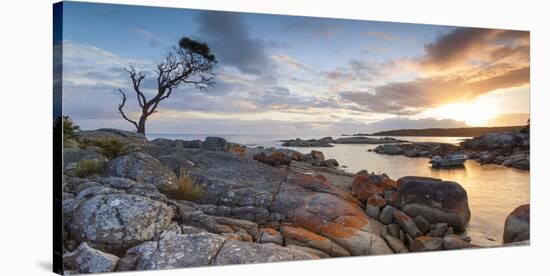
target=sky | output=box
[59,1,530,135]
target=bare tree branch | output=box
[117,89,139,130]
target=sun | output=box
[425,102,499,126]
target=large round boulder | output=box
[67,187,174,254]
[397,176,471,231]
[503,204,530,243]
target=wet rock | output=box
[117,232,225,271]
[310,150,325,160]
[409,236,444,252]
[503,204,530,243]
[394,210,421,238]
[259,228,283,245]
[373,144,404,155]
[319,158,339,168]
[397,176,471,231]
[213,240,318,265]
[104,151,178,193]
[63,242,119,273]
[379,205,396,224]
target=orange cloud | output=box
[341,27,530,115]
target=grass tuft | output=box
[74,159,104,178]
[80,138,129,159]
[167,170,204,202]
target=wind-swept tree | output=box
[118,37,217,135]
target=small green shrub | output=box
[167,170,204,202]
[63,116,81,142]
[80,138,128,159]
[74,159,104,178]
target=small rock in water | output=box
[310,150,325,160]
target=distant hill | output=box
[365,126,525,137]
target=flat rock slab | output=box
[213,240,318,265]
[118,232,225,271]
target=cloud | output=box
[195,11,271,75]
[364,31,396,41]
[340,66,529,115]
[271,54,313,71]
[419,28,529,73]
[339,27,530,115]
[485,112,529,126]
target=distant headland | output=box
[348,125,525,137]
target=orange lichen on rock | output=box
[332,215,369,229]
[226,144,246,156]
[280,225,327,242]
[367,195,387,207]
[379,178,398,190]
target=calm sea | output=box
[148,133,530,246]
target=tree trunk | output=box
[137,114,147,135]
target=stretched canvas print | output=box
[53,1,530,274]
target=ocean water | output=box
[148,133,530,246]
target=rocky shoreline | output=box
[62,128,530,274]
[372,129,530,170]
[281,136,406,147]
